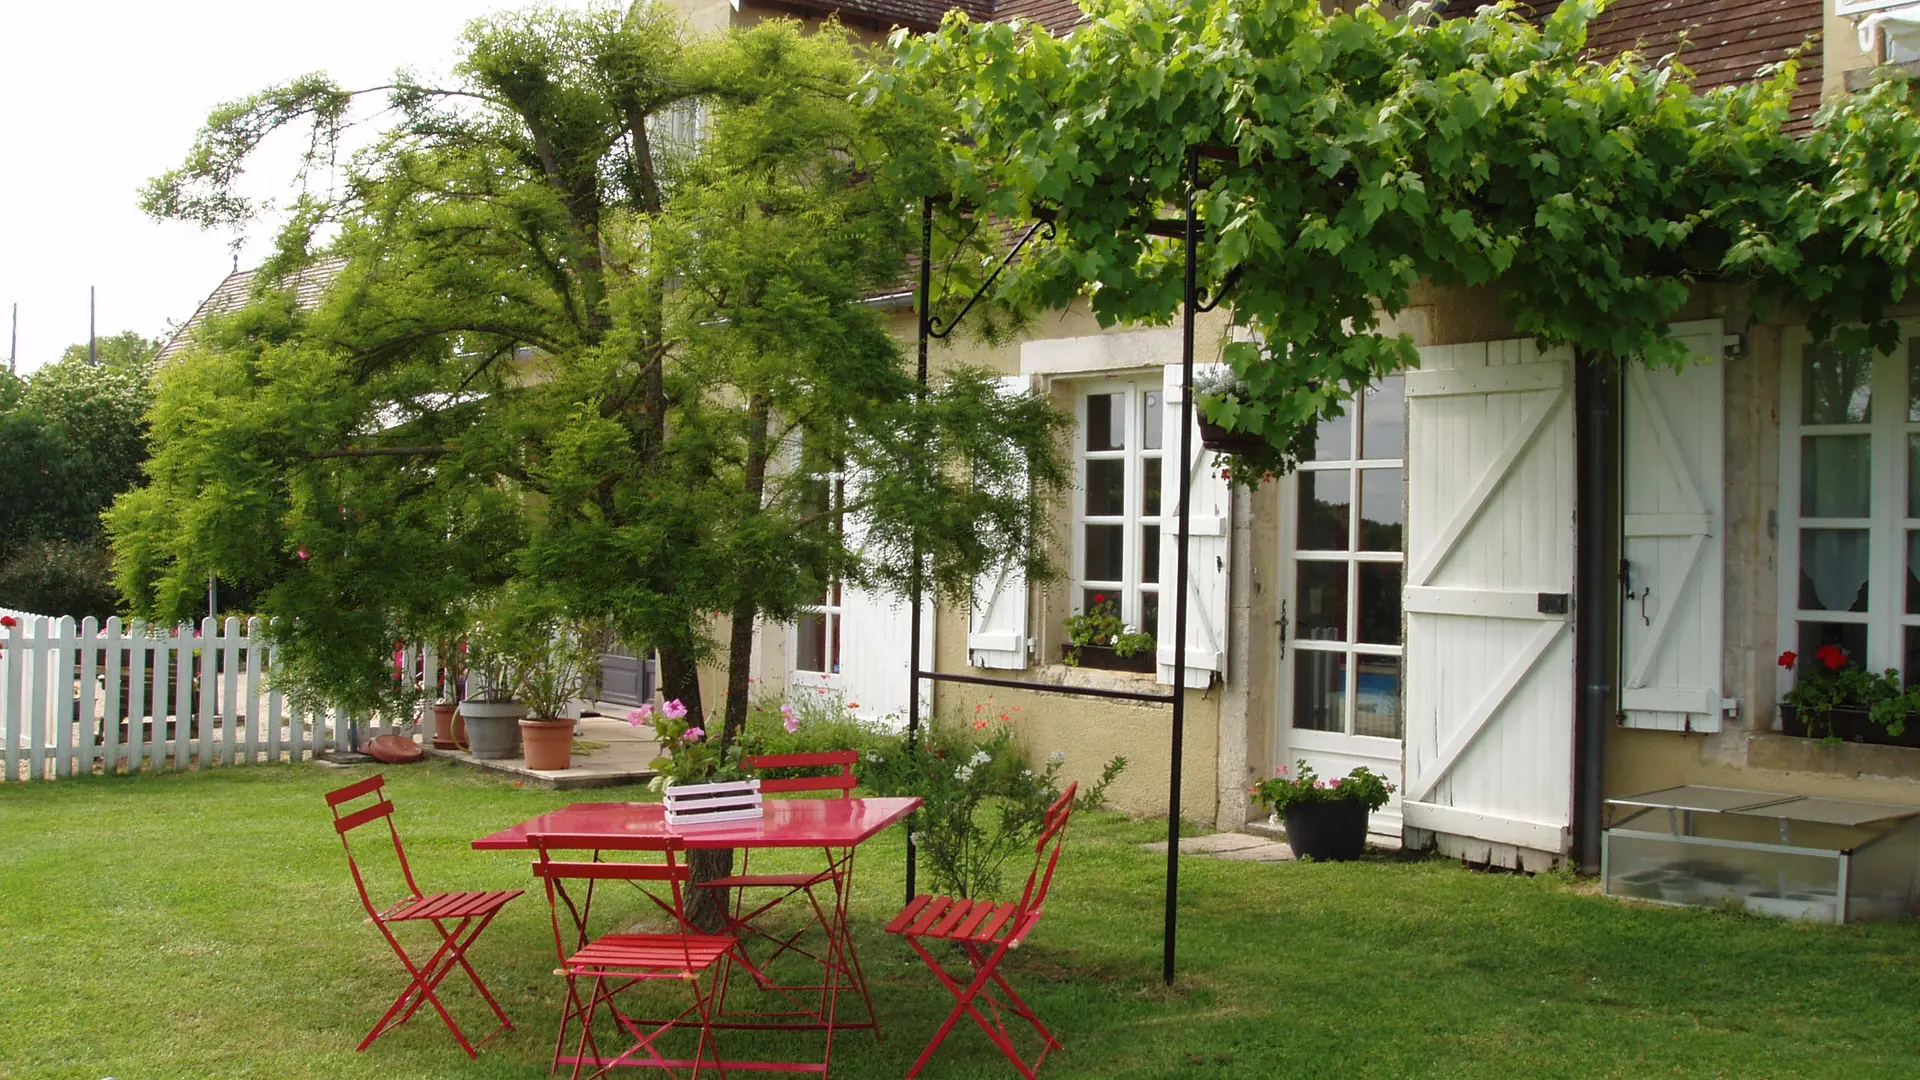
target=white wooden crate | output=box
[664,777,764,826]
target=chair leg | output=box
[904,935,1048,1080]
[964,940,1062,1055]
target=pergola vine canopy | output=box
[879,0,1920,476]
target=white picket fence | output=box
[0,613,454,783]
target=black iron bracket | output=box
[926,218,1056,340]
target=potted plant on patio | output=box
[430,637,466,750]
[1776,646,1920,747]
[1253,759,1395,861]
[1061,594,1155,672]
[515,622,600,772]
[640,701,760,825]
[459,605,528,761]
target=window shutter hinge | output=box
[1721,697,1739,719]
[1721,334,1744,358]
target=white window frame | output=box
[792,473,846,678]
[1777,323,1920,691]
[1073,378,1164,633]
[1288,378,1407,741]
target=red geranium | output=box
[1816,644,1848,671]
[0,615,14,629]
[1776,650,1797,669]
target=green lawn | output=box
[2,763,1916,1079]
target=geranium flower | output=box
[661,699,688,720]
[626,705,654,726]
[296,546,310,561]
[1777,650,1798,668]
[781,703,798,733]
[973,719,989,730]
[1816,644,1848,671]
[683,726,705,743]
[848,702,860,709]
[0,616,14,629]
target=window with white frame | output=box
[1075,381,1164,636]
[1779,331,1920,685]
[794,472,846,675]
[1290,377,1406,739]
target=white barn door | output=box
[1403,340,1576,867]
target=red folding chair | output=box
[531,833,738,1080]
[698,750,877,1030]
[323,774,523,1059]
[886,783,1078,1080]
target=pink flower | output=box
[296,546,310,561]
[781,703,799,734]
[683,727,705,744]
[1329,776,1343,786]
[661,699,688,721]
[626,705,654,726]
[1275,766,1287,776]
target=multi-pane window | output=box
[1291,377,1406,739]
[1780,335,1920,683]
[795,473,845,675]
[1075,382,1164,634]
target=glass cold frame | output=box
[1293,377,1406,738]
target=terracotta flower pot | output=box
[519,717,574,771]
[430,701,459,749]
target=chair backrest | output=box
[528,833,694,958]
[747,749,858,797]
[1010,783,1077,933]
[323,774,423,918]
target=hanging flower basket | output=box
[664,777,764,826]
[1198,419,1267,454]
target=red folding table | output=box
[474,796,920,1076]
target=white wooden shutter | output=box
[969,375,1034,670]
[832,470,930,727]
[1620,320,1728,731]
[1402,340,1576,862]
[1157,363,1231,687]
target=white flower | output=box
[1023,769,1033,778]
[909,831,923,845]
[1048,750,1066,765]
[865,749,882,763]
[1124,624,1137,634]
[954,765,975,784]
[969,749,991,767]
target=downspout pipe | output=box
[1572,350,1620,873]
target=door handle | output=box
[1276,600,1289,660]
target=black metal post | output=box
[1573,351,1620,873]
[906,197,934,904]
[1163,146,1198,987]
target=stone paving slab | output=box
[424,712,659,790]
[1141,832,1294,861]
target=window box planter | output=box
[1060,642,1154,674]
[1778,705,1920,749]
[1198,420,1266,455]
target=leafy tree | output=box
[114,3,1065,756]
[879,0,1920,475]
[57,330,164,372]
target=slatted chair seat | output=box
[884,895,1028,946]
[324,774,522,1060]
[383,889,522,923]
[563,932,736,975]
[888,784,1078,1080]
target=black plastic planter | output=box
[1778,705,1920,749]
[1282,799,1370,861]
[1061,643,1155,674]
[1198,420,1267,454]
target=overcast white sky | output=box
[1,1,593,374]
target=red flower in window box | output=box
[1776,650,1797,669]
[1780,641,1920,742]
[1816,644,1848,671]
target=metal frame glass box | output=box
[1602,786,1920,923]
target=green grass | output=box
[3,764,1918,1079]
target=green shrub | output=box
[0,539,120,621]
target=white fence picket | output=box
[103,617,123,774]
[51,617,79,778]
[3,617,23,781]
[78,617,99,776]
[220,617,240,766]
[243,617,263,764]
[27,621,49,780]
[172,625,193,770]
